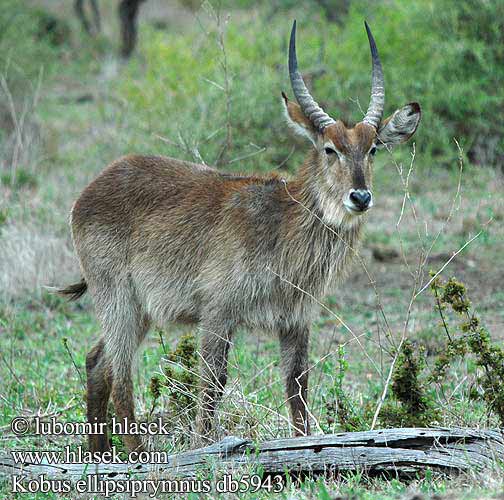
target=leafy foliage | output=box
[154,333,199,421]
[430,276,504,425]
[376,275,504,428]
[380,340,440,427]
[323,346,369,431]
[114,0,504,172]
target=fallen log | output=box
[1,428,503,480]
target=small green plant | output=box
[1,169,37,189]
[380,340,440,427]
[153,333,199,421]
[34,9,71,47]
[0,208,8,229]
[324,345,368,431]
[429,275,504,425]
[110,434,127,460]
[379,275,504,428]
[391,340,428,415]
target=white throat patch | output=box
[318,188,363,229]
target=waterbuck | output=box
[56,21,421,452]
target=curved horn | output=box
[289,20,335,131]
[362,21,385,129]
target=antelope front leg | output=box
[194,320,233,444]
[279,325,310,436]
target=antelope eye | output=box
[369,146,377,156]
[325,147,337,155]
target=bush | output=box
[0,2,67,96]
[429,276,504,426]
[313,0,503,166]
[120,0,503,171]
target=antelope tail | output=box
[47,279,88,301]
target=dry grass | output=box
[0,223,76,301]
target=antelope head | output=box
[282,21,421,226]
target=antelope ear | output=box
[281,92,317,146]
[376,102,421,149]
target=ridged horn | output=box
[289,20,335,131]
[362,21,385,129]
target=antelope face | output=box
[322,121,376,215]
[282,21,421,222]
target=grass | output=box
[1,0,504,498]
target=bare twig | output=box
[154,133,207,165]
[229,146,266,164]
[267,266,381,375]
[433,283,452,342]
[370,336,405,430]
[61,338,85,391]
[275,145,296,169]
[157,330,168,356]
[0,349,22,386]
[202,3,233,166]
[414,223,492,299]
[0,399,78,434]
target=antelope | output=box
[56,21,421,452]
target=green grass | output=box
[1,0,503,498]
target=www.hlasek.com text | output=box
[11,445,172,465]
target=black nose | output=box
[349,189,372,210]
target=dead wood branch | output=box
[0,428,502,480]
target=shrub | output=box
[153,333,199,422]
[323,346,369,431]
[313,0,504,166]
[429,276,504,426]
[0,2,66,96]
[380,341,440,427]
[121,0,503,171]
